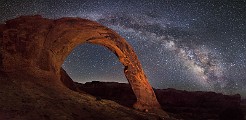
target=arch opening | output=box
[62,44,138,107]
[62,43,126,83]
[45,18,162,111]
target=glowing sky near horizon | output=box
[1,0,245,97]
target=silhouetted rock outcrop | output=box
[76,81,136,107]
[155,88,242,120]
[241,99,246,120]
[76,81,244,120]
[242,99,246,104]
[60,68,77,91]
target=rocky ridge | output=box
[75,81,244,120]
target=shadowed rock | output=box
[0,15,161,112]
[76,81,244,120]
[60,68,77,91]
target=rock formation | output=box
[0,15,161,111]
[77,81,244,120]
[60,68,77,91]
[0,71,173,120]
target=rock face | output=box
[60,68,77,91]
[0,72,173,120]
[76,81,137,107]
[155,88,243,120]
[0,15,160,111]
[77,81,244,120]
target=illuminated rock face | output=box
[0,15,160,111]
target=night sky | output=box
[1,0,246,97]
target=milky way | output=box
[1,0,246,97]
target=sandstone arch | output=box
[0,15,160,111]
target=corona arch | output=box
[0,15,161,111]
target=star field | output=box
[1,0,246,97]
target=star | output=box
[1,0,246,98]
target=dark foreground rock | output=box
[76,81,244,120]
[0,72,174,120]
[241,99,246,120]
